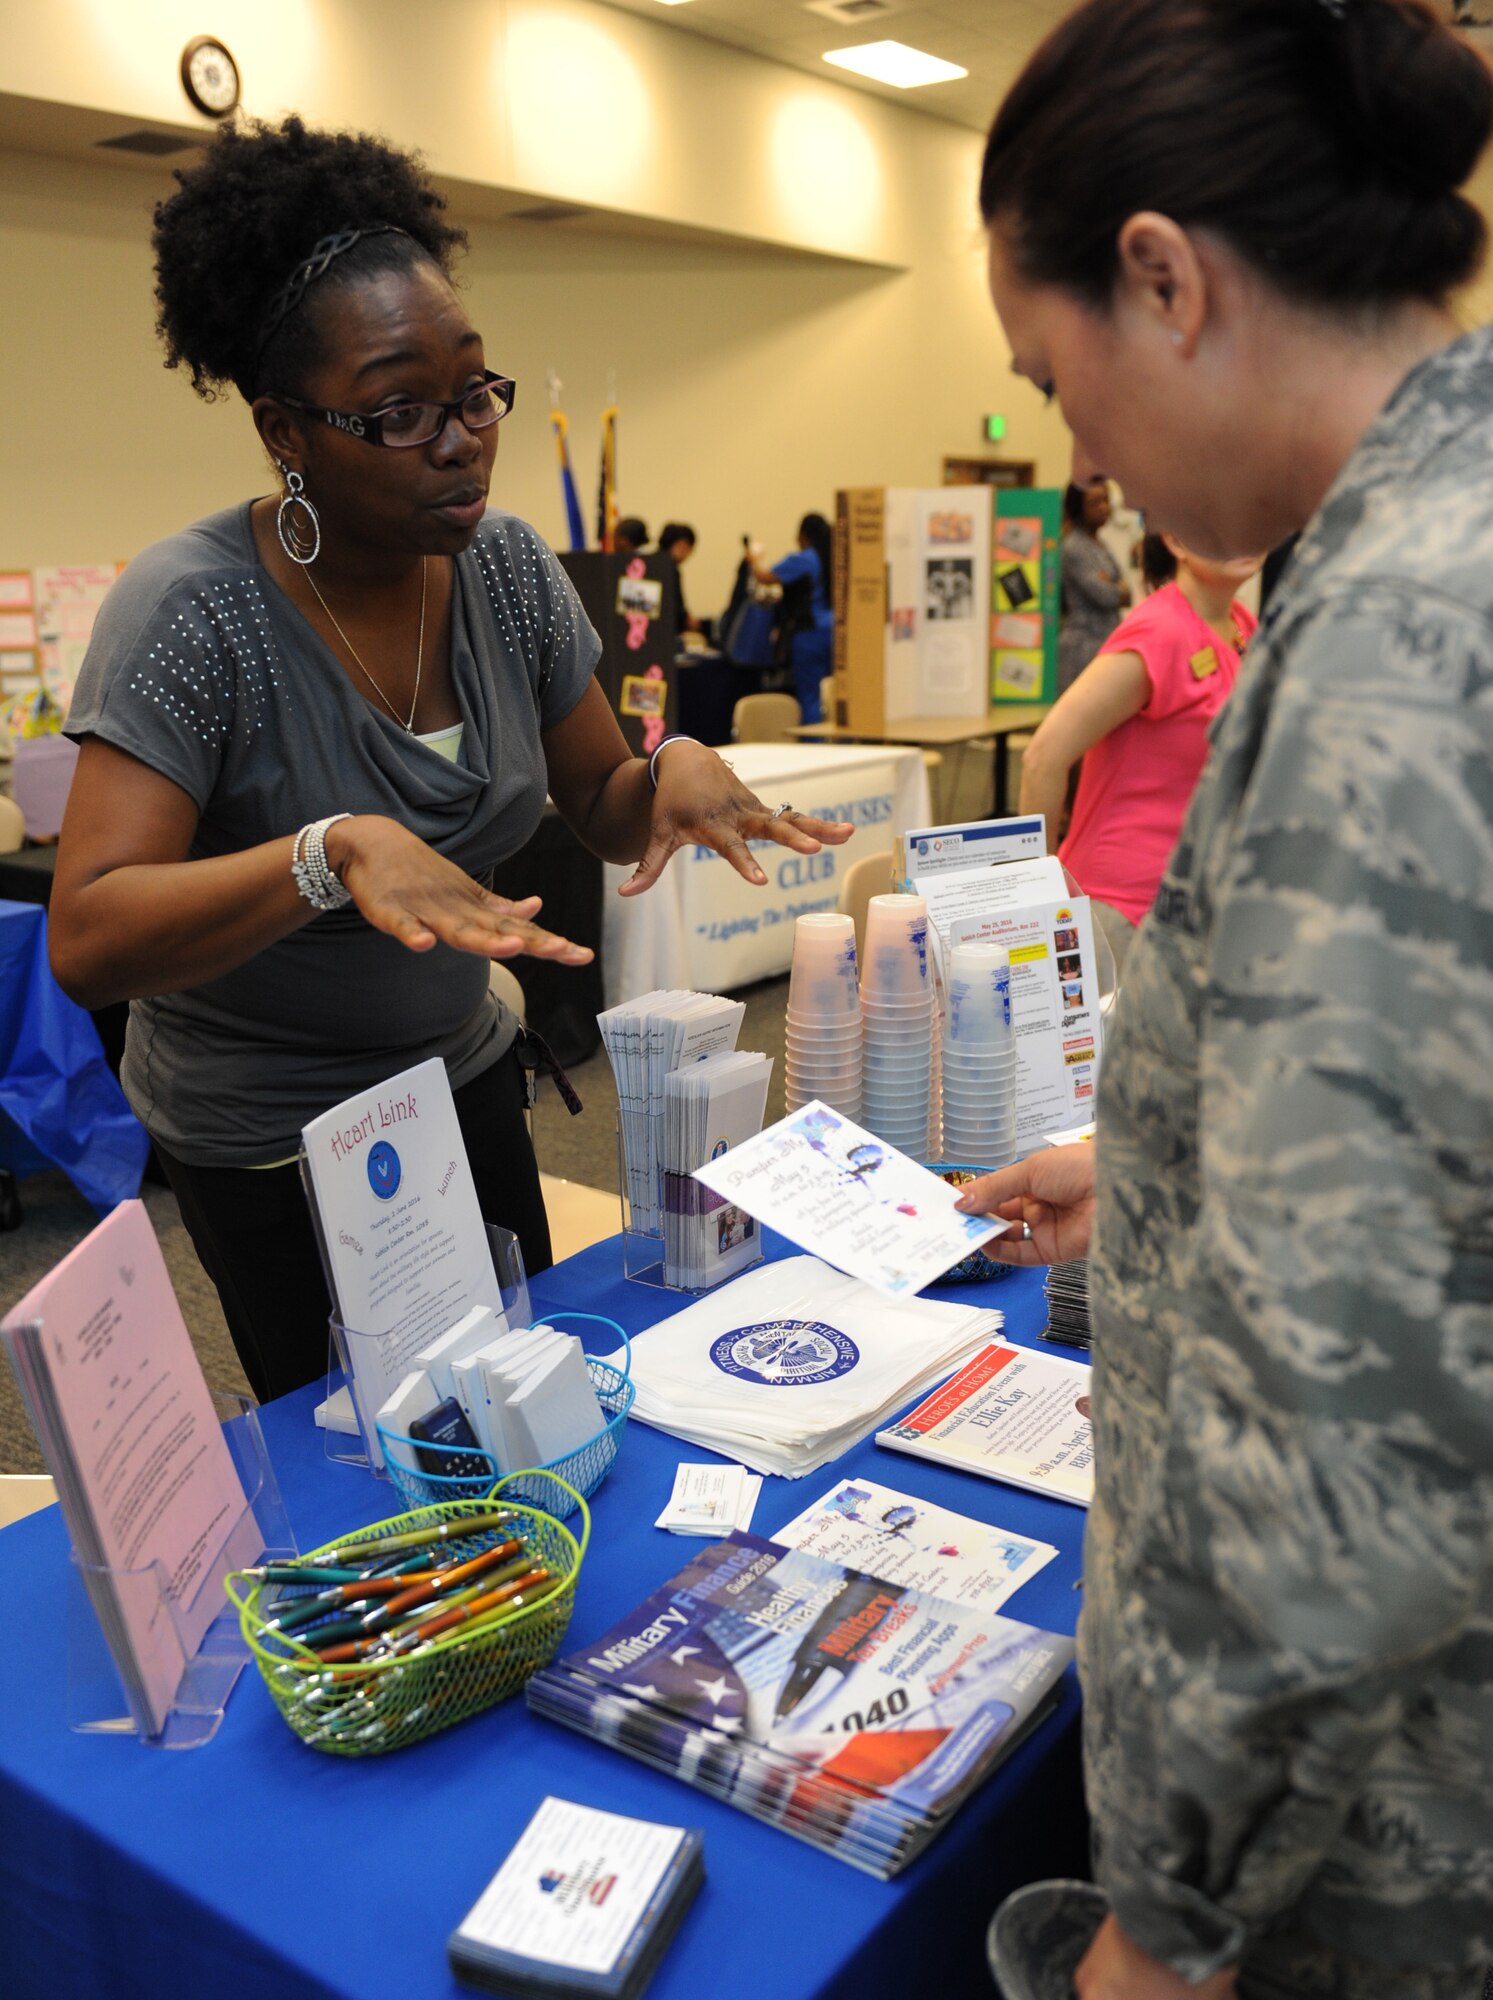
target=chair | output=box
[731,692,801,743]
[819,676,834,725]
[0,796,23,854]
[487,961,526,1025]
[837,849,896,958]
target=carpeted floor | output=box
[0,972,792,1475]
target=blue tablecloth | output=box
[0,898,147,1213]
[0,1231,1089,2000]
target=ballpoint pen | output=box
[317,1511,514,1566]
[313,1568,552,1664]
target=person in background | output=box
[657,521,701,636]
[958,0,1493,1994]
[612,516,648,555]
[48,118,853,1404]
[1019,532,1259,972]
[1059,475,1130,690]
[749,512,834,723]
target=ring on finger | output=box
[1019,1221,1034,1242]
[770,803,795,821]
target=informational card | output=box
[453,1798,691,1976]
[691,1101,1007,1300]
[878,1342,1095,1506]
[772,1476,1057,1611]
[903,824,1105,1146]
[301,1057,503,1469]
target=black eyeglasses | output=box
[276,370,516,448]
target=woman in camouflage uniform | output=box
[959,2,1493,1996]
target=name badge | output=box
[1189,646,1219,680]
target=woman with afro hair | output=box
[50,117,851,1401]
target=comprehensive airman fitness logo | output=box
[708,1319,859,1387]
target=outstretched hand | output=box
[327,815,594,964]
[618,740,854,897]
[953,1142,1096,1265]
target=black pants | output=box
[156,1051,552,1404]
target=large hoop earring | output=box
[276,464,321,566]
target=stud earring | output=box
[1171,331,1184,347]
[276,462,321,565]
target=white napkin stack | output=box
[610,1256,1003,1479]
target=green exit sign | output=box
[984,413,1007,443]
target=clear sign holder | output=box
[617,1114,762,1295]
[323,1223,532,1476]
[67,1392,294,1749]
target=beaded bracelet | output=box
[647,734,700,791]
[292,814,354,911]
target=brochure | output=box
[528,1532,1074,1878]
[691,1101,1006,1300]
[301,1056,504,1469]
[448,1797,704,2000]
[1,1201,260,1737]
[901,820,1105,1146]
[877,1343,1094,1507]
[772,1476,1057,1611]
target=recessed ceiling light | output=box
[822,39,967,86]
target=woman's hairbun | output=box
[153,115,467,403]
[980,0,1493,313]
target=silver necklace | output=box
[304,557,427,732]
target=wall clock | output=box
[180,37,240,119]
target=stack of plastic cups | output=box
[859,893,936,1158]
[784,913,862,1119]
[941,941,1018,1170]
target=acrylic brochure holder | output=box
[617,1113,763,1295]
[324,1222,533,1478]
[67,1391,295,1749]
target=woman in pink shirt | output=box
[1017,535,1259,970]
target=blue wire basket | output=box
[377,1315,634,1520]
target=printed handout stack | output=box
[1,1201,261,1737]
[658,1051,772,1289]
[377,1305,604,1477]
[1044,1262,1092,1349]
[610,1256,1003,1478]
[528,1532,1074,1878]
[448,1797,704,2000]
[600,991,746,1237]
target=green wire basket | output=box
[223,1471,589,1757]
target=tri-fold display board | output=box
[832,484,1061,730]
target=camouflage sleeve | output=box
[1094,591,1493,1974]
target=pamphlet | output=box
[902,819,1105,1145]
[1,1201,260,1736]
[691,1101,1006,1300]
[448,1796,704,2000]
[877,1343,1094,1506]
[528,1532,1074,1878]
[772,1475,1057,1611]
[655,1461,762,1536]
[301,1057,503,1468]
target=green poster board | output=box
[991,487,1061,704]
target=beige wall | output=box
[0,0,1078,612]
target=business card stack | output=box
[449,1797,704,2000]
[599,991,746,1237]
[379,1316,604,1478]
[611,1256,1003,1478]
[659,1051,772,1289]
[1044,1261,1092,1349]
[528,1534,1073,1879]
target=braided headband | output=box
[254,223,412,376]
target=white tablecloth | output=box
[602,741,931,1005]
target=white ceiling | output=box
[595,0,1076,131]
